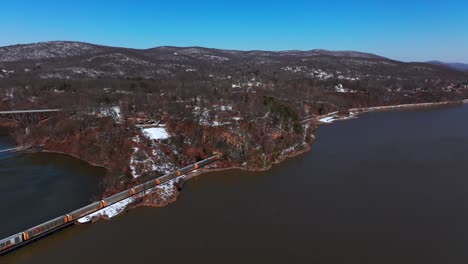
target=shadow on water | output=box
[0,127,15,160]
[0,153,15,161]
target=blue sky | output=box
[1,0,467,62]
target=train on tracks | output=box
[0,154,220,254]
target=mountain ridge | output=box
[0,41,385,61]
[426,60,468,72]
[0,41,466,81]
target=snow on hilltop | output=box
[0,41,463,81]
[0,41,104,62]
[278,49,385,59]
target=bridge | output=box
[0,154,220,255]
[0,109,62,127]
[0,145,32,154]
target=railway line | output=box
[0,154,220,255]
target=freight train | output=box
[0,155,220,254]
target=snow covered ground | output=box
[77,176,184,224]
[212,121,231,126]
[318,116,337,123]
[318,112,355,124]
[143,127,169,140]
[129,145,141,178]
[129,133,177,179]
[77,196,136,223]
[89,106,122,122]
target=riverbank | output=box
[351,100,465,114]
[41,149,109,171]
[68,140,314,223]
[318,100,466,124]
[185,143,314,180]
[215,100,468,179]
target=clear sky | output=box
[1,0,467,63]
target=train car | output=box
[103,189,133,205]
[133,183,147,193]
[178,165,193,175]
[197,159,210,167]
[140,180,153,191]
[146,180,158,190]
[159,172,178,182]
[104,155,219,206]
[193,156,217,169]
[198,155,219,167]
[68,201,104,221]
[0,233,23,252]
[23,215,68,240]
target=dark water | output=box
[5,105,468,264]
[0,127,15,152]
[0,128,105,239]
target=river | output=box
[0,127,105,239]
[4,105,468,264]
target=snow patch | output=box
[212,121,231,126]
[318,112,355,124]
[129,145,140,178]
[91,106,122,122]
[220,105,233,111]
[129,135,177,179]
[318,116,336,123]
[143,127,169,140]
[77,196,135,223]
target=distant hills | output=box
[0,41,384,62]
[426,61,468,72]
[0,41,466,81]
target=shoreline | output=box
[3,99,465,183]
[198,100,468,179]
[3,100,466,175]
[317,100,466,124]
[350,100,465,114]
[40,149,109,171]
[185,144,313,180]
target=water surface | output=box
[0,127,105,239]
